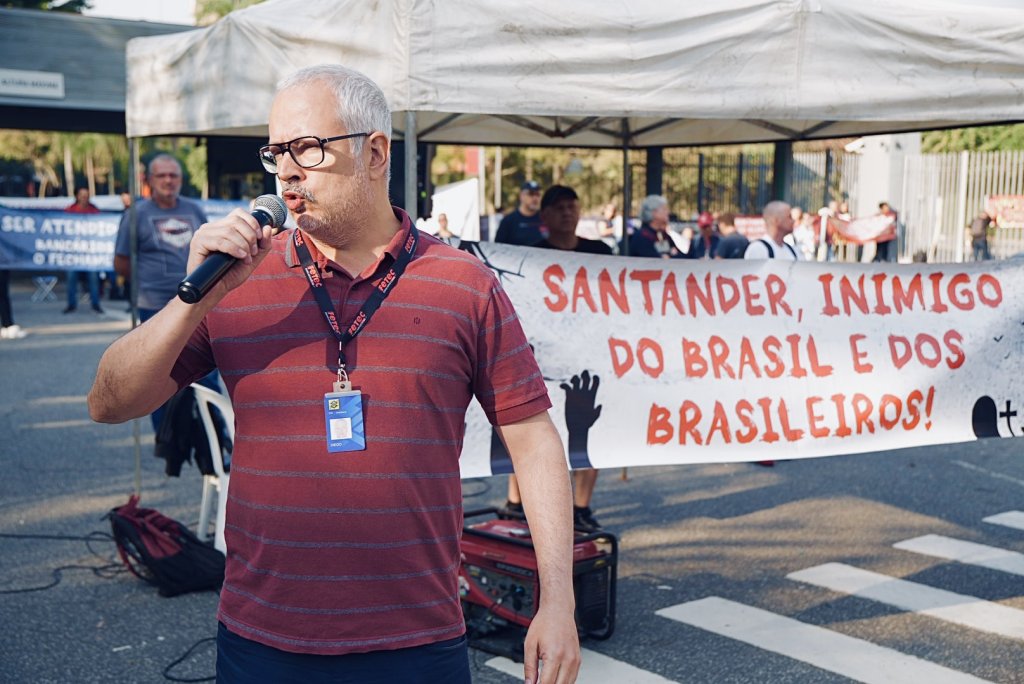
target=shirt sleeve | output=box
[168,317,218,390]
[472,278,551,426]
[114,210,131,258]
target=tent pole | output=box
[621,118,632,256]
[404,111,418,221]
[127,137,142,498]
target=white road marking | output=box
[656,596,992,684]
[952,460,1024,489]
[788,562,1024,640]
[485,648,679,683]
[894,534,1024,577]
[983,510,1024,532]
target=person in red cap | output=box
[684,211,719,259]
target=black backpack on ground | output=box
[106,495,225,597]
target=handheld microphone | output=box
[177,194,288,304]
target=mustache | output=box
[282,184,315,202]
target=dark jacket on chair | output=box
[154,386,231,477]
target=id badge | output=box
[323,390,366,452]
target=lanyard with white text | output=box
[293,226,418,388]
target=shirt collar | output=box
[284,206,414,277]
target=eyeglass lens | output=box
[259,137,324,172]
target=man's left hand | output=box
[522,602,580,684]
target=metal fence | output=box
[630,148,860,219]
[900,150,1024,263]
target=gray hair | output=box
[640,195,668,223]
[146,153,181,177]
[277,64,392,183]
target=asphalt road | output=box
[2,275,1023,684]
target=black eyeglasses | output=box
[258,132,370,173]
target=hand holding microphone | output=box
[177,194,288,304]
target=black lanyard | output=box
[294,226,418,378]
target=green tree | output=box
[922,124,1024,153]
[194,0,264,25]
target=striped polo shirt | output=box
[170,208,550,655]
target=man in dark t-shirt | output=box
[502,185,610,531]
[531,186,613,256]
[714,212,749,259]
[495,180,544,245]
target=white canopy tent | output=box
[125,0,1024,213]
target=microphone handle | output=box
[177,252,236,304]
[178,208,278,304]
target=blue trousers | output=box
[67,270,101,309]
[216,623,471,684]
[972,239,991,261]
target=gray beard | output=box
[296,184,375,250]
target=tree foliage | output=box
[194,0,264,25]
[0,129,206,198]
[433,146,628,216]
[922,124,1024,153]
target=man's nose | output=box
[276,153,305,182]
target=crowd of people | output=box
[491,185,823,523]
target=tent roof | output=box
[125,0,1024,146]
[0,8,191,134]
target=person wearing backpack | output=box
[744,201,799,467]
[744,201,799,261]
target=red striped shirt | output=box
[170,208,550,654]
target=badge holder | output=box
[323,366,365,452]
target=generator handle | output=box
[463,507,619,552]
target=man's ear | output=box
[366,133,390,182]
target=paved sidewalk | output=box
[0,275,227,683]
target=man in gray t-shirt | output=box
[115,154,208,315]
[114,153,212,432]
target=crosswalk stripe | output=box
[656,596,992,684]
[894,534,1024,576]
[485,648,679,683]
[982,510,1024,532]
[788,562,1024,640]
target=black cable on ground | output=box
[0,562,125,595]
[2,528,218,682]
[0,531,124,594]
[162,637,216,683]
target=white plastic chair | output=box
[191,383,234,555]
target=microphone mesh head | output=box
[253,194,288,228]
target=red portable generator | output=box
[459,507,616,648]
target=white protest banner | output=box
[457,244,1023,478]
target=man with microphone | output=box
[89,65,580,684]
